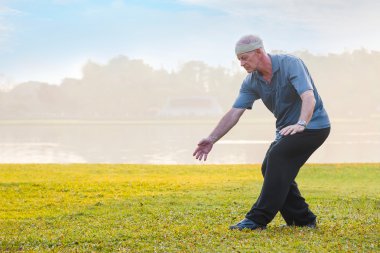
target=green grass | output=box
[0,164,379,252]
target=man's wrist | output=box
[297,120,307,128]
[207,135,218,144]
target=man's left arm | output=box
[279,90,316,136]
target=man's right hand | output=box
[193,138,214,161]
[192,108,245,162]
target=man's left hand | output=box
[279,124,305,136]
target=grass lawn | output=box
[0,163,379,252]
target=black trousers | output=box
[245,127,330,226]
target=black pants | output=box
[245,127,330,226]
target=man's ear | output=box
[254,48,262,55]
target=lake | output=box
[0,119,379,164]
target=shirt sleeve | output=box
[288,58,314,95]
[232,74,259,110]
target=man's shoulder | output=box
[274,53,300,62]
[240,72,259,89]
[272,54,304,72]
[243,72,255,83]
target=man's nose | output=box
[240,61,245,66]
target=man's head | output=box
[235,35,264,55]
[235,35,266,73]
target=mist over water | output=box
[0,119,379,164]
[1,50,379,164]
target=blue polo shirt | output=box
[233,54,330,136]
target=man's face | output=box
[237,50,259,73]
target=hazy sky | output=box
[1,0,379,85]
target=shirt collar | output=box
[268,54,280,74]
[254,54,280,82]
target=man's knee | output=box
[267,145,286,164]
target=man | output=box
[193,35,330,230]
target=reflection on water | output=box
[0,142,86,163]
[0,119,379,164]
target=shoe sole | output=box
[229,226,266,231]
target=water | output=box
[0,119,379,164]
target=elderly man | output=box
[193,35,330,230]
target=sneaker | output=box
[229,218,266,231]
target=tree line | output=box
[0,49,379,120]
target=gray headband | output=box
[235,37,263,55]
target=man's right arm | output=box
[193,108,246,161]
[207,108,246,143]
